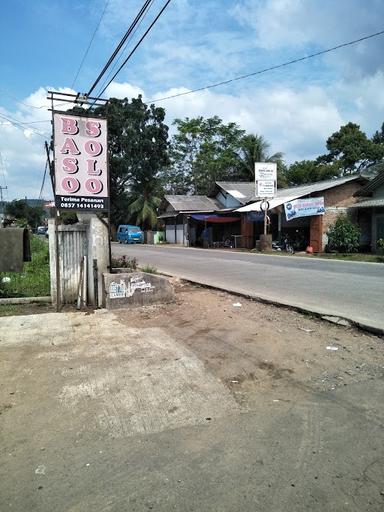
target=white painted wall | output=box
[176,225,184,244]
[166,223,185,244]
[166,224,176,243]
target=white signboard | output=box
[257,180,275,198]
[284,197,325,221]
[255,162,277,199]
[255,162,277,181]
[53,113,109,211]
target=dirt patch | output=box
[0,403,12,415]
[114,279,384,408]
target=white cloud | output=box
[232,0,384,76]
[105,82,145,99]
[153,83,344,161]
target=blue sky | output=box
[1,0,384,199]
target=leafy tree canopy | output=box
[323,122,384,173]
[283,159,342,186]
[5,200,44,229]
[236,133,287,187]
[166,116,245,195]
[91,96,170,229]
[372,122,384,145]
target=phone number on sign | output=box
[60,202,105,209]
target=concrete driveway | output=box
[113,244,384,333]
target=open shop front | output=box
[188,214,241,248]
[237,197,324,252]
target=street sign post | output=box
[255,163,277,235]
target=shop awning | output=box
[190,214,240,223]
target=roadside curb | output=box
[161,272,384,337]
[0,296,51,306]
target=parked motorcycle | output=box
[272,236,295,254]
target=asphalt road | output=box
[112,243,384,332]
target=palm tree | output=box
[128,183,162,230]
[236,134,287,186]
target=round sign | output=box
[259,200,270,212]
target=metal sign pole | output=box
[55,213,61,312]
[264,207,267,236]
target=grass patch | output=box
[0,236,50,298]
[317,253,384,263]
[141,264,158,274]
[0,303,52,317]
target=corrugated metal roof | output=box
[164,195,221,211]
[216,174,365,205]
[275,174,365,199]
[354,170,384,196]
[349,198,384,208]
[215,182,255,204]
[234,175,366,212]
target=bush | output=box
[111,255,138,270]
[377,238,384,254]
[327,214,360,253]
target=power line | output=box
[1,119,50,125]
[149,28,384,104]
[95,0,172,100]
[0,112,48,138]
[0,87,73,112]
[87,0,153,97]
[0,88,49,110]
[94,0,156,99]
[71,0,111,89]
[38,160,48,200]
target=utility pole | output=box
[0,185,7,204]
[0,185,7,227]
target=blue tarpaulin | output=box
[190,214,240,223]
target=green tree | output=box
[327,214,360,253]
[91,96,169,228]
[284,159,342,186]
[128,182,162,229]
[372,122,384,145]
[323,122,384,173]
[168,116,245,195]
[5,200,43,229]
[236,133,287,187]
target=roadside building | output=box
[220,175,368,251]
[159,195,240,246]
[159,175,369,251]
[350,170,384,252]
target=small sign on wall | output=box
[53,113,109,211]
